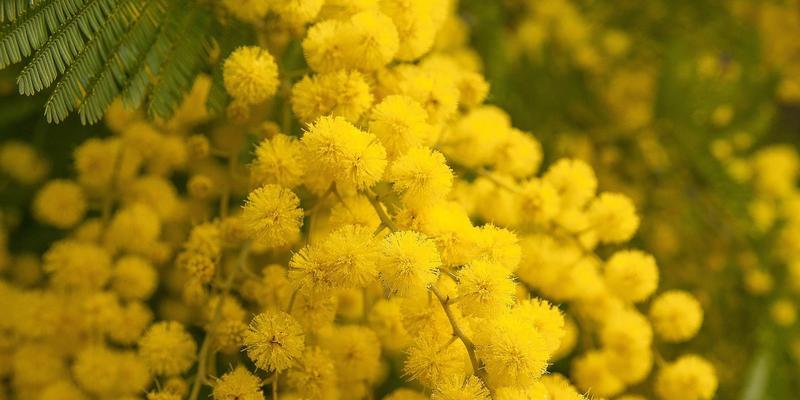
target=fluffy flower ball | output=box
[244,311,305,372]
[138,321,197,376]
[649,290,704,342]
[33,180,87,228]
[655,355,717,400]
[223,46,279,105]
[241,184,303,248]
[604,250,659,303]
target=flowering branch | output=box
[429,286,488,383]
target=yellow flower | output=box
[604,250,659,303]
[344,10,399,70]
[104,203,162,254]
[655,355,717,400]
[112,255,158,301]
[43,240,111,291]
[0,140,49,184]
[378,231,441,296]
[475,314,549,387]
[431,375,491,400]
[388,147,453,208]
[291,69,373,123]
[213,366,265,400]
[269,0,323,26]
[244,311,305,372]
[456,260,515,317]
[571,351,624,398]
[223,46,278,105]
[138,321,197,376]
[588,192,640,244]
[404,334,466,388]
[511,298,565,356]
[302,116,388,190]
[285,347,338,399]
[544,158,597,210]
[649,290,704,342]
[369,95,433,159]
[319,325,382,383]
[241,184,303,248]
[251,134,306,188]
[32,180,87,229]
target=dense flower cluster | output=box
[0,1,717,400]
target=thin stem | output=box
[367,194,398,232]
[188,241,251,400]
[272,373,279,400]
[287,287,300,314]
[429,286,487,383]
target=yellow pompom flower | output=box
[378,231,441,296]
[344,10,399,70]
[269,0,323,26]
[40,380,87,400]
[471,224,521,272]
[492,129,543,178]
[0,140,49,184]
[588,192,640,244]
[649,290,704,342]
[112,255,158,301]
[541,373,586,400]
[475,314,549,387]
[770,298,797,327]
[456,260,515,317]
[655,355,717,400]
[251,134,306,188]
[604,250,659,303]
[380,0,437,61]
[223,46,278,105]
[388,147,453,208]
[319,325,382,384]
[32,180,87,229]
[601,310,653,354]
[302,116,388,190]
[74,138,141,191]
[494,382,549,400]
[519,178,561,226]
[511,298,565,356]
[571,351,624,397]
[241,184,303,248]
[403,334,466,388]
[138,321,197,376]
[286,347,338,399]
[125,176,179,220]
[384,388,427,400]
[303,19,349,73]
[291,69,373,123]
[104,202,162,254]
[213,366,264,400]
[244,310,305,372]
[318,224,380,288]
[221,0,269,23]
[43,240,111,291]
[369,95,432,159]
[544,158,598,210]
[431,376,491,400]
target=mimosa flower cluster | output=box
[0,1,714,400]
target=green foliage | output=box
[0,0,237,125]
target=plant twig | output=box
[429,286,487,383]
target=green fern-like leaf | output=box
[0,0,241,125]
